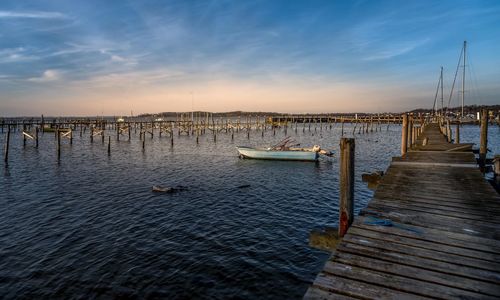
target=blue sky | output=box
[0,0,499,116]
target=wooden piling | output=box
[455,123,460,144]
[446,119,452,143]
[108,136,111,155]
[23,125,26,147]
[479,109,488,164]
[57,129,61,159]
[35,127,39,148]
[407,116,413,147]
[401,114,408,156]
[3,126,10,163]
[339,138,355,238]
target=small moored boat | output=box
[237,146,320,161]
[236,137,332,161]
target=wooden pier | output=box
[305,121,500,299]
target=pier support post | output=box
[480,109,488,165]
[57,129,61,159]
[108,136,111,155]
[401,114,408,156]
[446,119,452,143]
[455,123,460,144]
[35,127,39,148]
[3,126,10,163]
[493,155,500,184]
[339,138,355,238]
[408,116,413,148]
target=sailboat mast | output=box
[461,40,466,118]
[440,66,444,115]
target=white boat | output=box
[236,137,332,161]
[236,146,320,161]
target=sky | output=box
[0,0,499,116]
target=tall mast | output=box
[440,66,444,115]
[461,40,466,118]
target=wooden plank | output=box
[366,201,500,225]
[349,225,500,261]
[372,196,500,217]
[333,252,500,296]
[374,190,500,208]
[373,193,500,212]
[344,233,500,273]
[374,187,500,205]
[303,287,358,300]
[311,272,430,300]
[360,206,500,240]
[323,262,497,300]
[336,240,500,284]
[391,161,477,168]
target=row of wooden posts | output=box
[2,116,394,164]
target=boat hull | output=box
[236,146,319,161]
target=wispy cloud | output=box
[0,47,39,63]
[0,10,68,19]
[364,39,429,61]
[28,69,61,82]
[78,68,185,87]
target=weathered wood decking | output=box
[305,123,500,299]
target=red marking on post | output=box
[339,210,349,237]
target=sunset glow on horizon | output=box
[1,0,499,116]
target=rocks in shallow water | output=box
[361,171,384,190]
[152,185,188,193]
[309,227,340,251]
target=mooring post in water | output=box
[455,122,460,144]
[57,129,61,159]
[341,118,344,136]
[35,127,39,148]
[4,126,10,163]
[480,109,488,165]
[339,138,355,238]
[401,114,408,156]
[108,136,111,155]
[22,124,26,147]
[90,126,94,143]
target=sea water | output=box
[0,123,498,299]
